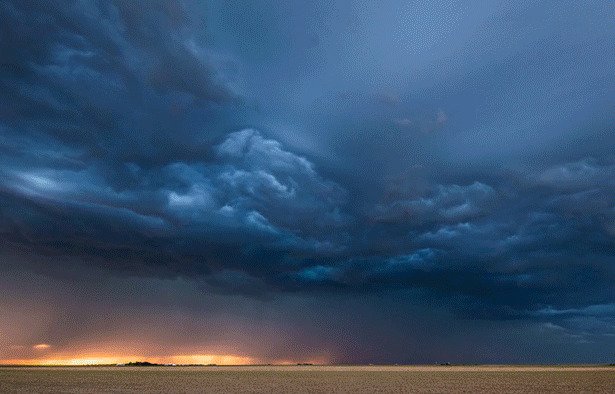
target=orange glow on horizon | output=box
[0,355,257,366]
[167,354,257,365]
[0,353,329,366]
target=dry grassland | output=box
[1,365,614,393]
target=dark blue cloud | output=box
[1,0,614,363]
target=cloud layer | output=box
[1,0,614,363]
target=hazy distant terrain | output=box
[1,366,614,393]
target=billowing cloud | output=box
[1,0,614,364]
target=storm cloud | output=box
[1,0,614,364]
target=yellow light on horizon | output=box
[40,358,115,366]
[0,351,330,366]
[1,354,258,366]
[168,354,258,365]
[1,356,139,366]
[32,344,51,351]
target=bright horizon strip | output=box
[0,354,330,366]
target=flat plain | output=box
[1,365,614,393]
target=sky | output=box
[1,0,614,365]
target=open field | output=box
[1,365,614,393]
